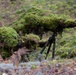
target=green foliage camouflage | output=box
[23,33,40,49]
[13,13,76,34]
[0,0,76,59]
[11,1,76,34]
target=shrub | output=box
[0,49,10,59]
[25,14,40,26]
[0,26,19,47]
[23,33,40,49]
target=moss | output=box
[24,14,76,33]
[13,13,76,36]
[14,23,25,32]
[0,48,11,59]
[13,9,76,34]
[56,29,76,58]
[31,65,37,69]
[26,34,40,42]
[26,7,44,16]
[64,19,76,28]
[23,33,40,49]
[25,14,40,26]
[0,26,19,47]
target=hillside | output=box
[0,0,76,26]
[0,0,76,60]
[0,1,76,75]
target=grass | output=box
[0,0,76,60]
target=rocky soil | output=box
[0,59,76,75]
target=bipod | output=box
[36,32,56,61]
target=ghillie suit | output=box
[13,14,76,60]
[35,18,76,61]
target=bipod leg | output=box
[35,39,49,61]
[45,42,52,59]
[40,33,55,54]
[52,38,56,59]
[40,41,49,54]
[35,33,55,61]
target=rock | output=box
[36,72,43,75]
[2,73,8,75]
[73,63,76,66]
[41,66,49,73]
[54,68,58,72]
[63,72,69,75]
[55,64,62,68]
[73,68,76,71]
[0,63,14,69]
[26,66,31,72]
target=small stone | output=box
[36,72,43,75]
[55,64,62,68]
[25,73,28,75]
[2,73,8,75]
[47,65,51,69]
[73,68,76,71]
[26,67,31,72]
[73,63,76,66]
[54,68,58,72]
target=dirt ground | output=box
[0,59,76,75]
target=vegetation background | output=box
[0,0,76,60]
